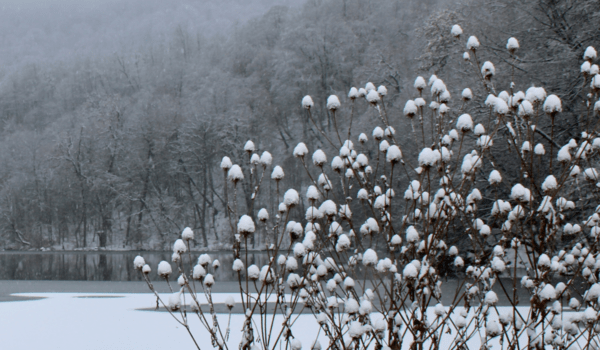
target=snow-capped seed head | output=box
[365,82,376,91]
[232,259,244,272]
[366,90,380,104]
[373,126,384,140]
[225,296,235,309]
[362,249,378,266]
[541,175,557,192]
[260,151,272,166]
[173,239,187,254]
[327,95,341,110]
[540,284,556,301]
[257,208,269,221]
[474,123,485,136]
[543,95,562,114]
[142,264,151,274]
[431,79,447,96]
[485,291,499,305]
[293,143,308,158]
[379,140,390,152]
[358,133,368,143]
[271,166,284,180]
[237,215,255,235]
[584,46,597,62]
[489,170,502,184]
[414,76,427,90]
[481,61,495,79]
[181,227,194,241]
[467,36,480,50]
[534,143,545,155]
[244,140,255,153]
[158,261,172,278]
[348,87,358,99]
[404,100,418,118]
[386,145,402,163]
[463,52,470,60]
[456,114,473,132]
[357,88,367,97]
[582,61,592,74]
[228,165,244,183]
[302,95,314,109]
[133,256,145,270]
[193,264,206,280]
[312,149,327,166]
[506,37,519,53]
[220,156,232,171]
[462,88,473,101]
[284,189,300,207]
[451,24,463,37]
[377,85,387,96]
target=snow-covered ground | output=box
[0,292,324,350]
[0,292,587,350]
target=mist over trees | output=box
[0,0,597,250]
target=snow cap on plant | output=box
[293,142,308,158]
[377,85,387,96]
[227,165,244,183]
[366,90,380,104]
[257,208,269,221]
[243,140,255,153]
[584,46,597,61]
[220,156,232,170]
[456,114,473,132]
[237,215,255,235]
[327,95,340,110]
[133,256,145,270]
[271,165,284,180]
[507,37,519,53]
[543,94,562,114]
[259,151,272,166]
[404,100,417,118]
[181,227,194,241]
[467,36,480,50]
[283,189,300,207]
[348,87,358,99]
[431,79,447,96]
[302,95,314,109]
[462,88,473,101]
[372,126,384,140]
[157,261,172,277]
[414,76,426,90]
[451,24,462,37]
[173,239,186,254]
[481,61,495,79]
[386,145,402,163]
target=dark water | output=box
[0,251,271,282]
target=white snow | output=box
[173,239,187,254]
[466,36,480,50]
[456,114,473,132]
[377,85,387,96]
[451,24,462,37]
[358,133,368,143]
[463,52,470,60]
[133,256,145,269]
[366,90,380,103]
[348,87,358,99]
[157,261,172,277]
[534,143,545,155]
[506,37,519,51]
[220,156,232,170]
[293,142,309,157]
[403,100,417,117]
[481,61,495,78]
[319,200,337,216]
[365,82,376,91]
[271,165,284,180]
[302,95,314,109]
[488,170,502,184]
[372,126,384,140]
[232,259,244,272]
[257,208,269,221]
[237,215,255,235]
[227,165,244,182]
[193,265,206,279]
[543,94,562,113]
[582,61,591,73]
[584,46,597,61]
[418,148,440,167]
[431,79,447,96]
[414,76,426,90]
[327,95,341,110]
[181,227,194,241]
[260,151,272,166]
[283,189,300,207]
[541,175,557,192]
[362,249,378,265]
[386,145,402,163]
[312,149,326,166]
[244,140,255,152]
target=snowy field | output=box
[1,291,585,350]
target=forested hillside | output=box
[1,0,597,250]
